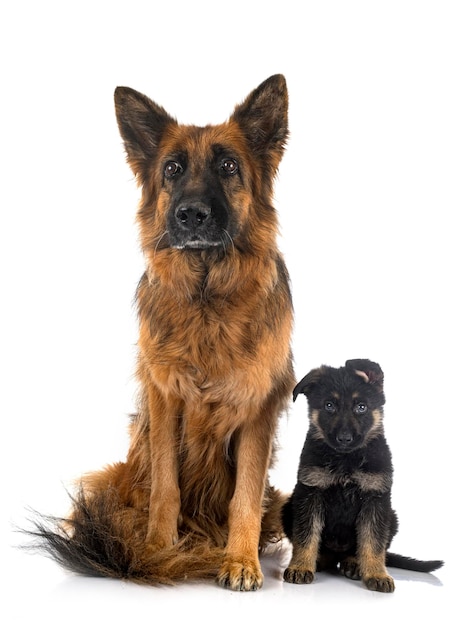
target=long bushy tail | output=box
[386,552,443,573]
[22,484,286,584]
[22,488,225,584]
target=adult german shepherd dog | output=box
[282,359,443,592]
[29,75,294,591]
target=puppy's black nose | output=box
[336,431,354,445]
[175,204,210,230]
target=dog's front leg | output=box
[283,483,324,584]
[217,410,275,591]
[145,382,181,552]
[355,496,395,592]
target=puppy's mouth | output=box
[333,442,359,453]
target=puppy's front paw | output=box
[364,574,395,593]
[340,556,361,580]
[217,557,263,591]
[283,566,315,584]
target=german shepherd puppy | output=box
[28,75,294,591]
[282,359,443,592]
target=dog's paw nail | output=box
[283,567,315,584]
[364,575,395,593]
[217,559,263,591]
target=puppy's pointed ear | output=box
[114,87,176,181]
[345,359,384,388]
[230,74,288,166]
[293,369,322,402]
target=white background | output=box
[1,1,471,623]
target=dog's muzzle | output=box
[169,201,227,249]
[176,203,210,229]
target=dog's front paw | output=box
[217,557,263,591]
[363,574,395,593]
[340,556,361,580]
[283,566,315,584]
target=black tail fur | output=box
[21,488,224,584]
[386,552,443,573]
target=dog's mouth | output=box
[168,224,235,251]
[326,435,362,453]
[173,237,224,251]
[332,442,359,453]
[152,231,229,251]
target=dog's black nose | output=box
[175,204,210,230]
[336,431,354,445]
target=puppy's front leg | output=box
[217,410,275,591]
[357,497,395,592]
[283,483,324,584]
[145,383,181,551]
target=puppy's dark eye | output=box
[354,402,367,415]
[164,161,183,179]
[221,158,239,176]
[324,401,336,414]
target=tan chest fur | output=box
[137,250,293,417]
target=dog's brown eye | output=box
[354,402,367,415]
[164,161,182,179]
[324,401,336,414]
[221,158,239,175]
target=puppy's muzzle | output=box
[336,430,354,446]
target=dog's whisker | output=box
[221,229,235,255]
[153,230,169,254]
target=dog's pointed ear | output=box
[114,87,176,181]
[293,368,323,402]
[345,359,384,389]
[230,74,289,164]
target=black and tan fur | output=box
[26,75,294,591]
[282,359,443,592]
